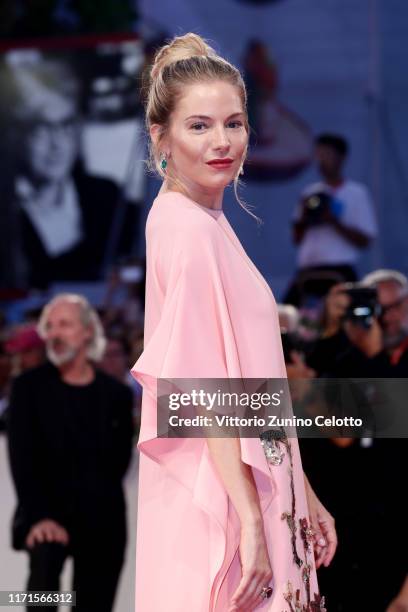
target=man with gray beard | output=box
[307,269,408,379]
[6,294,134,612]
[342,269,408,377]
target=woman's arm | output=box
[207,437,262,525]
[206,437,273,612]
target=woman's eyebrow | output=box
[184,112,244,122]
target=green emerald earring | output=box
[160,153,168,172]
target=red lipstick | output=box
[206,158,234,169]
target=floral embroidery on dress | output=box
[283,581,327,612]
[283,580,303,612]
[299,517,314,556]
[260,428,326,611]
[281,509,303,568]
[298,516,315,606]
[310,593,327,611]
[301,564,312,607]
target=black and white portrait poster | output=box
[0,34,146,290]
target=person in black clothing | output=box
[300,435,406,612]
[301,269,408,611]
[346,269,408,378]
[17,160,122,289]
[307,269,408,378]
[6,294,134,612]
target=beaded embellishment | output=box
[259,428,326,611]
[260,428,287,465]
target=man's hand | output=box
[343,318,383,357]
[286,350,316,379]
[26,519,69,549]
[320,205,338,226]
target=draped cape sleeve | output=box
[131,195,279,608]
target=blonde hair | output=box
[37,293,107,362]
[145,33,262,225]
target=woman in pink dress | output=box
[131,33,337,611]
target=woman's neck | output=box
[161,180,223,210]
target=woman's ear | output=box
[149,123,162,149]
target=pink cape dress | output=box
[131,191,324,611]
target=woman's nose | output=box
[213,126,230,150]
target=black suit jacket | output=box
[20,163,120,289]
[6,361,134,550]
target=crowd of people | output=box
[280,133,408,610]
[280,268,408,611]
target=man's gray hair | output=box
[362,269,408,294]
[37,293,106,361]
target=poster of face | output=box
[0,34,146,291]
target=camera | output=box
[341,284,382,329]
[302,191,331,226]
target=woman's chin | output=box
[201,174,236,191]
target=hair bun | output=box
[150,33,215,81]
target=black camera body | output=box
[302,191,332,226]
[342,284,382,329]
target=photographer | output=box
[308,269,408,378]
[347,269,408,377]
[285,134,377,306]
